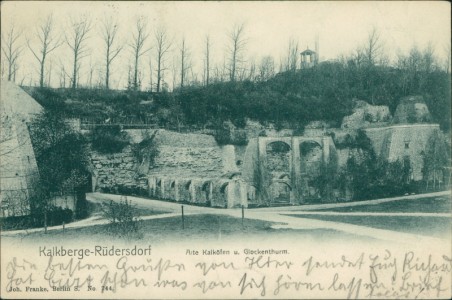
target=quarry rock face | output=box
[393,95,432,124]
[341,100,391,129]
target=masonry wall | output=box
[365,124,444,181]
[90,146,143,192]
[90,130,240,195]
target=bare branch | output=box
[100,16,124,89]
[26,14,63,87]
[1,24,23,82]
[129,16,151,91]
[154,26,173,92]
[65,15,92,88]
[227,23,247,82]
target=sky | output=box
[1,1,450,90]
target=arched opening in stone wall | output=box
[201,181,212,205]
[165,180,176,201]
[300,141,323,199]
[279,173,290,180]
[269,181,291,205]
[220,182,229,194]
[266,141,292,181]
[300,141,322,176]
[178,180,192,202]
[247,185,257,203]
[210,181,229,208]
[155,179,163,198]
[185,181,192,190]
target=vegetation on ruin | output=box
[29,110,90,219]
[333,131,415,200]
[131,130,160,174]
[90,125,131,153]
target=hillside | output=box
[22,61,451,132]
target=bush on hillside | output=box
[90,125,130,153]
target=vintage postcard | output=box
[1,1,451,299]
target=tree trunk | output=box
[40,59,45,87]
[8,61,12,81]
[72,54,77,89]
[181,54,185,88]
[157,56,162,92]
[106,49,110,89]
[134,52,139,90]
[106,64,110,89]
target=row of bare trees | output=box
[2,15,450,91]
[1,15,249,90]
[2,14,282,90]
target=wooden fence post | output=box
[181,205,185,229]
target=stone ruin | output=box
[393,95,432,124]
[90,95,449,207]
[0,81,42,217]
[341,99,391,129]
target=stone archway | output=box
[269,181,291,205]
[266,141,292,180]
[300,140,323,176]
[300,140,323,199]
[201,181,212,205]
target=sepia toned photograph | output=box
[1,1,451,299]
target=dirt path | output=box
[2,191,450,245]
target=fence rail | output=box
[80,122,221,134]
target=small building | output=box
[300,48,318,69]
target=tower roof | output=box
[301,48,316,55]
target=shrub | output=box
[101,198,142,238]
[0,206,73,230]
[90,125,130,153]
[213,128,232,145]
[131,131,159,174]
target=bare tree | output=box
[203,35,211,86]
[1,24,23,82]
[171,58,178,90]
[47,58,53,86]
[364,27,384,66]
[227,23,247,82]
[422,42,436,73]
[258,55,275,81]
[246,58,256,81]
[148,57,153,92]
[58,63,67,88]
[179,37,192,88]
[65,16,92,89]
[287,38,299,71]
[27,14,62,87]
[129,17,150,91]
[86,58,95,88]
[101,17,123,89]
[154,26,172,92]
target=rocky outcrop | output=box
[341,100,391,129]
[393,95,432,124]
